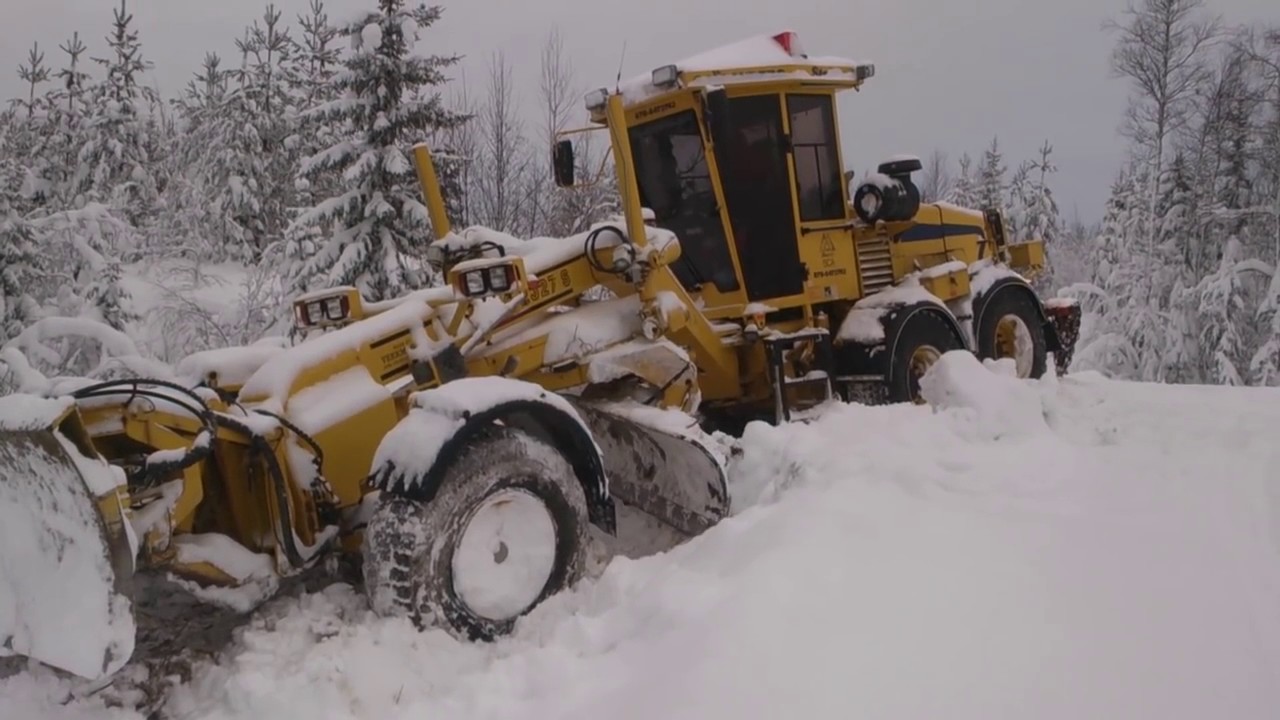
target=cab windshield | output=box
[628,110,740,293]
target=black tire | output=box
[975,289,1048,379]
[362,426,590,641]
[886,307,965,404]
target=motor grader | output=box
[0,30,1080,682]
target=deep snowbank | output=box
[5,354,1280,719]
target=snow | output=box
[169,534,279,614]
[238,296,445,414]
[8,360,1280,718]
[174,342,287,389]
[481,295,642,368]
[920,259,968,279]
[452,489,558,621]
[835,276,946,344]
[969,257,1026,296]
[286,365,392,438]
[0,394,74,432]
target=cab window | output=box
[787,94,845,222]
[630,110,740,292]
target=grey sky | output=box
[3,0,1276,222]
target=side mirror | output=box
[703,87,732,151]
[553,139,575,187]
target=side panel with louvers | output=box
[855,234,894,294]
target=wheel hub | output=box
[452,488,558,622]
[993,314,1034,378]
[907,344,942,403]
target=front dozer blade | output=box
[567,400,730,553]
[0,396,136,681]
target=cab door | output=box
[717,94,805,301]
[784,93,856,298]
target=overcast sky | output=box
[3,0,1275,222]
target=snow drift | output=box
[5,355,1280,719]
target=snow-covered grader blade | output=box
[0,397,135,681]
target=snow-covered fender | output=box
[367,378,616,534]
[971,277,1064,355]
[836,300,967,381]
[882,303,968,389]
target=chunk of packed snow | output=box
[169,534,279,613]
[176,343,288,389]
[918,350,1050,441]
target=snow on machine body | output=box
[0,30,1080,680]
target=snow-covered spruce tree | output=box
[944,152,979,209]
[976,137,1007,211]
[289,0,343,211]
[1077,166,1174,380]
[7,43,55,211]
[1193,236,1251,384]
[209,5,301,263]
[1003,159,1034,244]
[162,52,231,261]
[286,1,468,302]
[0,159,44,343]
[74,0,161,232]
[41,33,94,209]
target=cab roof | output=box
[611,30,873,109]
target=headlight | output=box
[464,271,486,295]
[487,265,511,292]
[324,296,345,320]
[426,243,447,269]
[583,87,608,111]
[651,64,678,88]
[306,301,323,324]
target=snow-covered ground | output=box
[4,353,1280,719]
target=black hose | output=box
[71,377,312,568]
[70,379,218,487]
[583,224,630,275]
[212,412,308,569]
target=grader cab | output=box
[0,30,1079,682]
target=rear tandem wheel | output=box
[886,308,966,404]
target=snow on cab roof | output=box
[615,30,870,107]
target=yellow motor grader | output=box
[0,30,1079,681]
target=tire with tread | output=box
[887,308,965,404]
[362,426,590,641]
[975,289,1048,379]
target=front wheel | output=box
[362,427,590,641]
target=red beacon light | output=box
[771,31,806,58]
